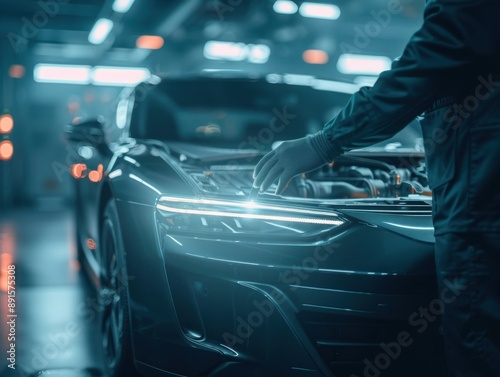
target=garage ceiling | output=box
[0,0,426,77]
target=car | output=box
[65,73,448,377]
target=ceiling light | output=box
[337,54,392,75]
[312,79,360,94]
[204,41,271,63]
[91,66,151,86]
[112,0,135,13]
[273,1,298,14]
[283,74,315,86]
[88,18,114,45]
[247,44,271,64]
[34,64,91,85]
[136,35,164,50]
[299,3,340,20]
[204,41,247,61]
[302,49,329,64]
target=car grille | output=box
[298,311,448,377]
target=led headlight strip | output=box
[156,196,344,226]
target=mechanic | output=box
[253,1,500,376]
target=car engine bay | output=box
[182,152,430,200]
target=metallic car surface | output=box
[68,75,447,377]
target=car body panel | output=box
[69,75,447,377]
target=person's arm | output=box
[254,0,500,194]
[323,0,500,155]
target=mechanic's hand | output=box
[253,131,337,195]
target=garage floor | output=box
[0,207,105,377]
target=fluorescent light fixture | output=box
[88,18,114,45]
[312,79,360,94]
[112,0,135,13]
[299,2,341,20]
[91,66,151,86]
[265,73,281,84]
[283,74,315,86]
[204,41,271,64]
[337,54,392,75]
[34,64,91,85]
[204,41,247,61]
[247,44,271,64]
[273,0,298,14]
[354,75,379,87]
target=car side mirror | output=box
[64,118,105,147]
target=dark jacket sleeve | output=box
[323,0,500,156]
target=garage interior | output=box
[0,1,440,377]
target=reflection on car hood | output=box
[166,141,263,162]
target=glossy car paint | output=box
[70,76,446,377]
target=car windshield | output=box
[132,76,423,152]
[133,77,350,149]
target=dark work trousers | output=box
[435,233,500,376]
[421,75,500,376]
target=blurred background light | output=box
[136,35,165,50]
[337,54,392,75]
[88,164,104,182]
[204,41,270,63]
[299,3,341,20]
[273,0,298,14]
[204,41,247,61]
[34,64,92,85]
[0,140,14,161]
[70,164,87,179]
[312,79,360,94]
[0,115,14,134]
[112,0,136,13]
[302,49,329,64]
[88,18,114,45]
[8,65,25,79]
[354,75,379,87]
[247,44,271,64]
[283,74,315,86]
[91,66,151,86]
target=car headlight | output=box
[156,196,346,241]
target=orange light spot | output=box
[86,238,96,250]
[136,35,164,50]
[9,65,25,79]
[302,49,329,65]
[89,164,104,183]
[0,253,13,292]
[70,163,87,179]
[0,141,14,161]
[0,115,14,134]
